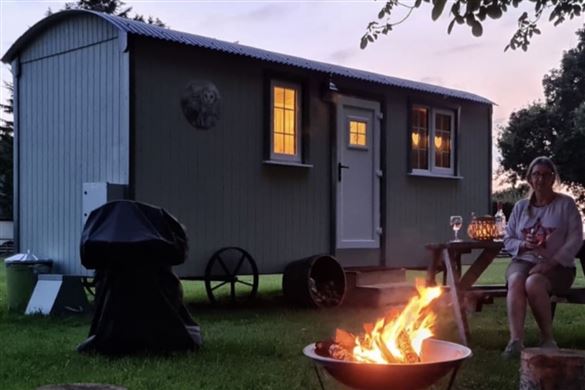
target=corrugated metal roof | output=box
[3,10,493,105]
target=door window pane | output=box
[349,120,367,147]
[411,107,429,170]
[434,113,451,169]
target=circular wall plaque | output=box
[180,81,221,130]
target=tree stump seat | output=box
[520,348,585,390]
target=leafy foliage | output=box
[362,0,585,51]
[64,0,131,15]
[498,27,585,208]
[492,184,530,217]
[0,83,13,220]
[48,0,167,27]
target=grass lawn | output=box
[1,259,585,389]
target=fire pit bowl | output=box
[303,338,472,390]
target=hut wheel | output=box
[204,246,259,304]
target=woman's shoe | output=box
[501,340,523,359]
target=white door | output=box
[336,96,381,249]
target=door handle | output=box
[338,163,349,182]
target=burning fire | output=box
[337,280,442,364]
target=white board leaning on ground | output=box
[0,220,13,244]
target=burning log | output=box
[398,330,421,363]
[374,335,399,364]
[329,344,354,361]
[335,328,356,350]
[314,340,334,357]
[315,340,354,361]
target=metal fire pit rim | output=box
[303,338,472,366]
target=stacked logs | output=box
[315,328,421,364]
[309,278,342,307]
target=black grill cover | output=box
[80,200,188,268]
[77,200,202,355]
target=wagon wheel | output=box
[204,247,259,304]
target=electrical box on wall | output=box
[82,182,127,225]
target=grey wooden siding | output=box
[17,16,129,275]
[382,91,491,268]
[132,39,492,274]
[324,77,492,268]
[20,14,118,63]
[132,41,331,276]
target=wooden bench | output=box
[551,242,585,319]
[466,285,508,312]
[467,241,585,315]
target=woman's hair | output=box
[525,156,560,216]
[525,156,560,187]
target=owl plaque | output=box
[180,81,221,130]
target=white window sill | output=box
[263,160,314,168]
[408,172,463,180]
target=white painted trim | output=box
[410,105,457,176]
[335,96,381,250]
[262,160,313,168]
[408,173,464,180]
[432,108,455,176]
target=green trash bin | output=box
[5,253,52,313]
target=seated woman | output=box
[502,156,583,359]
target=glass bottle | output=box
[494,203,506,241]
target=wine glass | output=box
[449,215,463,242]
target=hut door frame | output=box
[335,96,381,251]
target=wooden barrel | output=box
[282,254,346,308]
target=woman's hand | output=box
[523,231,543,250]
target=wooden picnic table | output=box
[425,240,504,345]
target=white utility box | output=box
[82,182,127,225]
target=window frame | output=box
[410,104,457,177]
[269,80,302,163]
[430,108,455,176]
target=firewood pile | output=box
[309,277,342,307]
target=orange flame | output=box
[348,280,442,364]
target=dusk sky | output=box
[1,0,584,182]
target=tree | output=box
[362,0,585,51]
[492,183,530,217]
[498,27,585,208]
[48,0,167,27]
[0,82,13,220]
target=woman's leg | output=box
[507,272,528,342]
[527,265,575,346]
[525,273,554,344]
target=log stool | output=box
[520,348,585,390]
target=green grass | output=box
[1,259,585,389]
